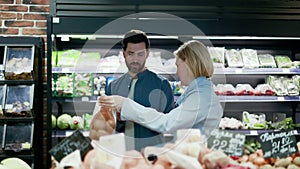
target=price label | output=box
[282,68,290,73]
[61,67,71,73]
[49,130,93,162]
[81,97,89,102]
[235,69,243,74]
[259,130,298,158]
[5,104,13,109]
[207,129,246,156]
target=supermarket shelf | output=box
[0,153,34,159]
[218,95,300,102]
[227,129,299,136]
[0,80,35,85]
[0,117,34,122]
[53,96,98,102]
[52,95,300,103]
[52,129,300,138]
[214,68,300,75]
[52,67,300,75]
[52,130,89,138]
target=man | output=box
[106,29,174,151]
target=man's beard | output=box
[126,61,145,74]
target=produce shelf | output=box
[52,130,89,138]
[214,68,300,75]
[226,129,299,136]
[218,96,300,102]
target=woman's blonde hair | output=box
[174,40,214,78]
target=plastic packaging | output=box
[235,84,255,95]
[240,49,260,68]
[275,55,292,68]
[5,85,34,117]
[74,73,93,97]
[208,47,225,68]
[4,46,34,80]
[4,122,33,151]
[257,54,277,68]
[225,49,244,68]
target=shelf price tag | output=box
[282,68,290,73]
[207,129,246,156]
[81,97,89,102]
[235,69,243,74]
[258,130,298,158]
[49,130,93,162]
[277,97,285,101]
[5,104,13,110]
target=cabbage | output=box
[57,114,72,129]
[52,114,57,129]
[70,116,84,130]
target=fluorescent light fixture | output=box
[193,36,300,40]
[55,34,178,39]
[148,35,178,39]
[56,34,123,39]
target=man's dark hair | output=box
[122,29,150,50]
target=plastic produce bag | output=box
[89,102,116,140]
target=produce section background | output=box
[2,0,300,168]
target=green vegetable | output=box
[57,114,72,129]
[51,114,56,129]
[70,116,84,130]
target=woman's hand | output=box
[99,95,126,115]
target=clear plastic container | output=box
[4,46,34,80]
[208,47,225,68]
[0,85,6,117]
[240,49,260,68]
[54,73,74,97]
[74,73,93,96]
[258,54,277,68]
[275,55,292,68]
[5,85,34,117]
[225,49,244,68]
[4,122,33,151]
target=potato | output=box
[91,119,106,131]
[259,164,274,169]
[293,157,300,166]
[275,158,292,168]
[288,164,300,169]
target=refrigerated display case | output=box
[47,0,300,168]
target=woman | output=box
[100,40,223,135]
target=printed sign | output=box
[49,130,93,162]
[259,130,298,158]
[207,129,246,156]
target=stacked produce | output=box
[219,112,299,130]
[267,76,299,96]
[52,129,300,169]
[209,46,298,69]
[53,113,85,130]
[214,84,275,96]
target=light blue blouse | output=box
[120,76,223,135]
